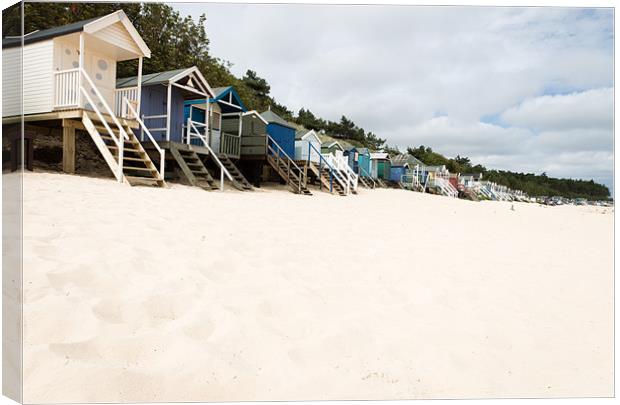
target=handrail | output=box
[307,142,347,193]
[323,153,357,193]
[188,120,234,191]
[123,97,165,179]
[79,87,124,182]
[358,165,376,188]
[266,135,305,193]
[80,69,128,141]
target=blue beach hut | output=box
[261,109,296,158]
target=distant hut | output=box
[321,141,344,156]
[344,147,372,177]
[294,129,322,163]
[369,152,391,180]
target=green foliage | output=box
[408,145,610,199]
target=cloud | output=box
[500,88,613,132]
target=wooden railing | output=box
[267,135,306,194]
[53,69,80,109]
[220,132,241,159]
[308,143,347,194]
[188,120,233,191]
[123,97,165,179]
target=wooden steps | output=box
[216,154,253,191]
[266,154,312,195]
[305,161,347,196]
[81,112,165,187]
[169,146,219,190]
[358,175,374,189]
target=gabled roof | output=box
[391,153,425,167]
[295,129,322,143]
[370,152,390,160]
[322,141,344,151]
[116,66,214,98]
[242,110,269,125]
[209,86,246,112]
[261,110,296,130]
[3,10,150,57]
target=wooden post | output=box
[78,33,84,107]
[62,121,76,174]
[166,84,172,141]
[136,57,143,116]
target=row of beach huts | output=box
[2,10,530,202]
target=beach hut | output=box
[370,152,391,180]
[184,86,246,157]
[2,10,164,186]
[261,109,296,158]
[390,154,427,189]
[116,69,252,191]
[344,147,372,177]
[321,141,344,155]
[294,129,322,163]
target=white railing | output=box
[115,87,139,118]
[123,97,165,179]
[188,120,233,191]
[185,119,209,146]
[78,69,129,182]
[323,153,357,194]
[53,68,80,109]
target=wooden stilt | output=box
[62,120,76,174]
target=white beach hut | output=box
[2,10,164,186]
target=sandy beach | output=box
[18,171,613,402]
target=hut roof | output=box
[117,68,188,88]
[391,153,425,167]
[261,110,296,130]
[117,66,214,98]
[3,10,150,57]
[370,152,390,160]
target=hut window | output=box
[211,111,221,130]
[97,59,108,71]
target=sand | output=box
[16,171,613,402]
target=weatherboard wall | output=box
[266,123,295,158]
[139,84,186,143]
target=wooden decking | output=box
[2,109,139,129]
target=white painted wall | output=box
[2,40,54,117]
[2,46,21,117]
[295,137,321,163]
[95,21,140,55]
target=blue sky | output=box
[173,4,614,193]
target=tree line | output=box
[2,2,610,199]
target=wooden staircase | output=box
[306,161,347,196]
[81,112,165,187]
[266,137,311,195]
[358,175,375,189]
[375,178,388,188]
[169,145,219,190]
[216,154,253,191]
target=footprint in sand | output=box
[49,339,100,362]
[47,270,95,291]
[183,318,215,341]
[92,299,124,324]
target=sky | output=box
[174,3,614,192]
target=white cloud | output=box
[500,88,613,132]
